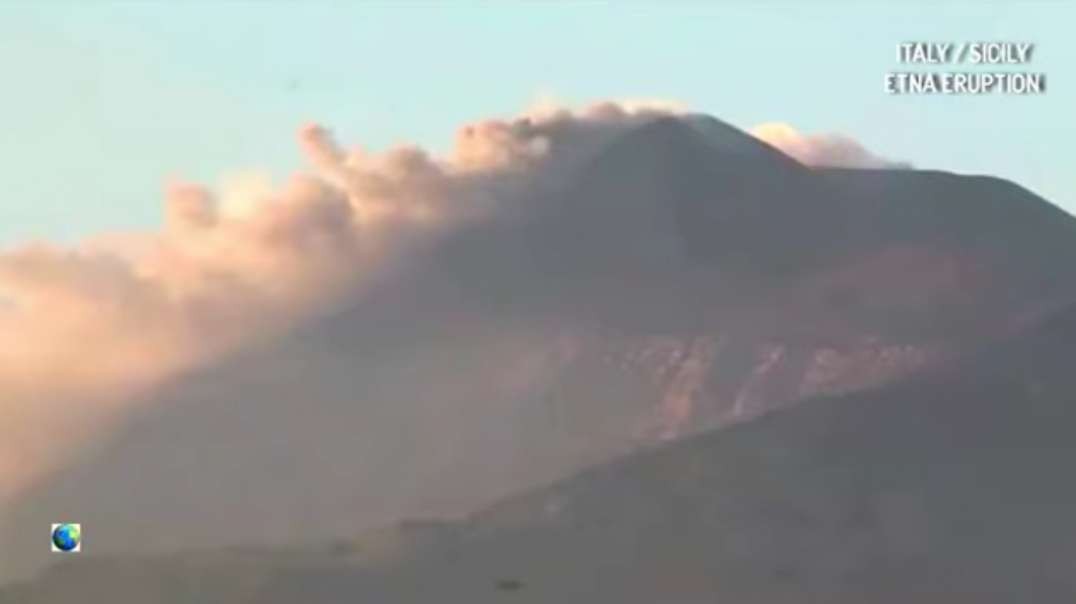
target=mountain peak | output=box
[591,114,804,174]
[681,113,804,166]
[557,113,832,276]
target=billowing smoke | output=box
[751,122,910,169]
[0,101,679,502]
[0,101,897,504]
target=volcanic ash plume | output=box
[0,101,898,501]
[0,102,679,499]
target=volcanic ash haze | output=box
[5,99,1075,587]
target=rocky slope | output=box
[6,303,1076,603]
[331,303,1076,604]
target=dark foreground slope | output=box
[5,115,1076,585]
[289,304,1076,604]
[6,305,1076,603]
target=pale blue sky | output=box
[0,1,1073,244]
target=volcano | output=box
[4,113,1076,590]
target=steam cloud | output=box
[751,122,910,169]
[0,101,896,501]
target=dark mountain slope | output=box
[437,116,1076,328]
[6,304,1076,603]
[819,168,1076,298]
[278,303,1076,603]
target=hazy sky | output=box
[1,1,1073,244]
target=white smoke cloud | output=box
[0,101,676,501]
[0,101,899,503]
[750,122,910,169]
